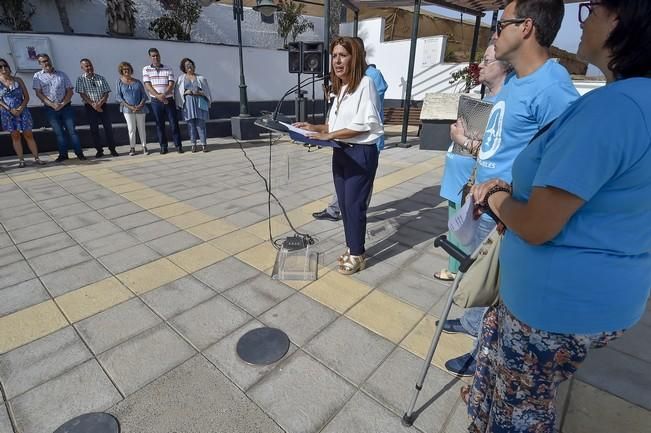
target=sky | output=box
[423,3,601,76]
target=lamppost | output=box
[199,0,279,138]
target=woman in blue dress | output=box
[175,58,212,153]
[0,58,45,167]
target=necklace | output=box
[334,85,348,116]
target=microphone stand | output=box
[256,76,325,132]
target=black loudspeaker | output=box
[288,42,302,73]
[302,42,324,75]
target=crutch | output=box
[402,227,496,427]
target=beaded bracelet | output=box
[478,185,511,212]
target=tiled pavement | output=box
[0,135,649,433]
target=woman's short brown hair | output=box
[179,58,195,73]
[118,61,133,75]
[329,37,365,96]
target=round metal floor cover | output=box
[236,327,290,365]
[53,413,119,433]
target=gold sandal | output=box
[337,247,350,265]
[338,254,366,275]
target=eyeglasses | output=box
[578,2,602,24]
[481,57,498,66]
[496,18,528,36]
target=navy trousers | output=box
[150,98,182,150]
[332,144,379,256]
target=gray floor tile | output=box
[86,196,129,210]
[57,211,106,231]
[577,346,651,410]
[141,276,216,319]
[10,359,121,433]
[0,327,92,399]
[128,220,179,242]
[99,244,161,274]
[0,404,11,433]
[0,245,22,267]
[363,348,463,433]
[36,194,82,211]
[0,202,39,220]
[378,271,447,311]
[0,260,36,290]
[9,221,62,244]
[249,350,356,433]
[68,221,121,244]
[609,321,651,363]
[353,260,401,288]
[193,257,260,293]
[204,319,298,391]
[28,245,92,276]
[109,355,284,433]
[76,298,162,355]
[98,323,195,396]
[0,279,50,317]
[2,211,51,232]
[112,211,160,230]
[170,296,251,349]
[321,391,416,433]
[407,250,450,279]
[82,232,141,258]
[259,292,338,346]
[97,202,144,220]
[0,232,11,249]
[40,260,111,297]
[15,232,76,259]
[305,317,395,385]
[145,230,202,256]
[48,202,93,219]
[442,399,473,433]
[223,274,295,316]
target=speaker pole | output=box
[323,0,330,113]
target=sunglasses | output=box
[496,18,528,36]
[578,2,603,24]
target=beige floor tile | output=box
[121,189,163,202]
[45,168,78,178]
[117,258,187,295]
[167,210,215,229]
[149,202,196,219]
[188,219,239,241]
[0,301,69,353]
[401,314,474,377]
[275,208,314,228]
[55,277,134,323]
[10,172,47,183]
[133,195,178,209]
[110,182,148,194]
[168,243,228,273]
[245,219,292,241]
[563,380,651,433]
[236,242,279,272]
[302,271,372,314]
[209,229,264,255]
[346,291,424,343]
[297,199,332,215]
[0,177,13,186]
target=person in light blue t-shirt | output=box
[435,42,510,282]
[469,0,651,431]
[312,37,387,222]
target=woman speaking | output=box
[295,36,383,275]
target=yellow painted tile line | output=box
[168,243,228,273]
[188,219,239,242]
[116,257,187,295]
[301,271,372,314]
[0,300,69,354]
[55,277,134,323]
[7,172,47,183]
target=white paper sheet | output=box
[448,195,480,247]
[279,121,316,136]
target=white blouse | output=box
[327,76,384,145]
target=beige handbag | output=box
[453,228,502,308]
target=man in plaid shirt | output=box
[76,58,117,157]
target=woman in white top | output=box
[175,58,212,152]
[295,36,383,275]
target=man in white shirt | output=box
[142,48,183,154]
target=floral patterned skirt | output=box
[0,108,33,132]
[467,303,623,433]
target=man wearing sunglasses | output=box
[75,58,118,158]
[438,0,579,377]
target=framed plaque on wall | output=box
[8,35,53,72]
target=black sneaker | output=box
[177,146,184,154]
[444,353,476,377]
[110,149,119,157]
[76,153,87,161]
[161,147,168,154]
[312,209,341,222]
[95,150,104,158]
[55,155,68,163]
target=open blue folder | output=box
[288,131,342,148]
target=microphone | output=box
[256,76,325,132]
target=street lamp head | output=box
[253,0,279,17]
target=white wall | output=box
[340,17,466,101]
[0,32,300,107]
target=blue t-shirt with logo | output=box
[366,65,387,151]
[500,78,651,334]
[476,60,579,184]
[440,95,497,204]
